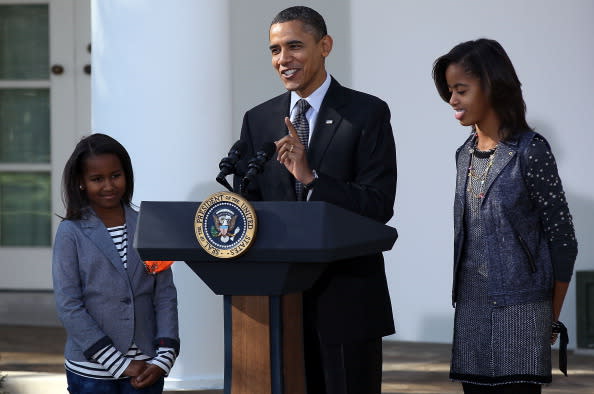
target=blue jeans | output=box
[66,370,164,394]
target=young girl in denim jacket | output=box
[433,39,577,394]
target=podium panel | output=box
[226,294,305,394]
[230,296,272,394]
[135,200,397,394]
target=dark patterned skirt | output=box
[450,259,553,385]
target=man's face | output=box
[269,20,332,98]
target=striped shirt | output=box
[65,344,177,379]
[109,224,128,268]
[65,224,177,379]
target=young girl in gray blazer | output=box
[53,133,179,393]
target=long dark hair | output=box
[432,38,532,139]
[61,133,134,220]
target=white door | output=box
[0,0,90,289]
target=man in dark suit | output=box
[234,6,397,394]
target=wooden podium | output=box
[135,201,397,394]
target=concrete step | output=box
[2,372,65,394]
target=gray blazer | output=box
[52,205,179,361]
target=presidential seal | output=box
[194,191,257,258]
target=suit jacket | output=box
[235,77,397,343]
[52,205,179,361]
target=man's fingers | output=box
[284,117,298,138]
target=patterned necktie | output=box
[293,99,311,200]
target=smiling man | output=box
[234,6,397,394]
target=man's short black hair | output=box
[271,6,327,41]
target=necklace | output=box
[466,145,497,199]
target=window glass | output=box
[0,89,50,163]
[0,5,49,80]
[0,172,51,246]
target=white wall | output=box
[350,0,594,345]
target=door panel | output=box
[0,172,51,246]
[0,4,49,79]
[0,88,50,163]
[0,0,89,289]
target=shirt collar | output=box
[290,72,332,115]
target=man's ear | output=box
[321,35,333,58]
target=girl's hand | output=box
[131,364,165,389]
[123,360,147,377]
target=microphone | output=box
[216,140,246,192]
[240,142,276,195]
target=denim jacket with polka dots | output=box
[452,131,577,307]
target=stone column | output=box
[91,0,230,389]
